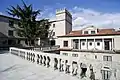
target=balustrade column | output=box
[79,39,81,50]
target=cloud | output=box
[0,12,4,15]
[71,6,120,30]
[36,6,56,21]
[36,6,120,30]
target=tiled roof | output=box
[58,28,120,37]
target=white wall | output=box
[58,35,120,51]
[60,51,120,80]
[80,41,87,50]
[55,21,66,36]
[87,40,94,50]
[95,40,102,50]
[114,36,120,50]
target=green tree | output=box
[7,0,50,46]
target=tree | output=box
[7,0,50,46]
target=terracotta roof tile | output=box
[58,28,120,37]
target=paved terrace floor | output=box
[0,52,83,80]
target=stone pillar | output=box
[112,38,114,50]
[86,39,88,50]
[71,39,73,49]
[102,39,104,50]
[94,39,95,50]
[79,39,81,50]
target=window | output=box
[101,70,111,80]
[72,54,78,57]
[45,33,48,37]
[18,22,21,26]
[103,56,112,61]
[9,20,14,27]
[89,42,92,46]
[53,32,55,36]
[97,42,100,46]
[25,40,28,45]
[45,25,49,29]
[84,31,88,34]
[17,40,21,44]
[63,53,68,56]
[51,40,55,46]
[82,42,85,46]
[95,55,97,59]
[91,31,95,34]
[53,24,55,28]
[63,41,68,47]
[8,30,13,36]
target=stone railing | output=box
[32,45,60,52]
[9,47,120,80]
[9,47,89,78]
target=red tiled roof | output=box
[58,28,120,37]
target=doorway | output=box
[104,41,110,50]
[50,40,55,46]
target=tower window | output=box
[53,24,55,28]
[63,41,68,47]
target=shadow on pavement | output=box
[0,50,9,54]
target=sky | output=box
[1,0,120,30]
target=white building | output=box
[53,9,120,80]
[56,25,120,80]
[43,8,72,46]
[37,8,120,80]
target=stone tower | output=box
[55,8,72,36]
[43,8,72,46]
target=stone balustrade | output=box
[9,47,88,78]
[9,47,120,80]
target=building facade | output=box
[55,16,120,80]
[43,8,72,46]
[58,26,120,51]
[0,15,26,48]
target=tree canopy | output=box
[7,0,50,46]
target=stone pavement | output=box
[0,52,80,80]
